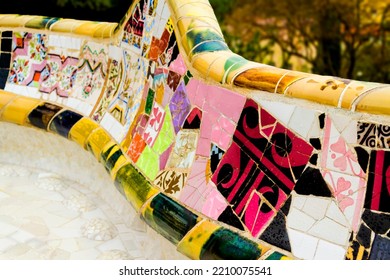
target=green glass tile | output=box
[101,144,124,173]
[142,193,199,245]
[114,163,158,211]
[136,144,159,180]
[145,88,155,115]
[153,107,174,154]
[265,252,286,260]
[184,71,193,85]
[25,17,60,29]
[200,228,262,260]
[187,28,228,55]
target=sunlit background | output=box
[4,0,390,83]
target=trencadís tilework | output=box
[0,0,389,260]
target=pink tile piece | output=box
[159,145,173,170]
[218,131,233,151]
[179,158,209,212]
[202,184,228,219]
[168,54,187,76]
[322,170,366,232]
[142,102,166,147]
[196,137,211,157]
[185,79,199,106]
[243,191,276,237]
[207,86,246,122]
[322,116,365,178]
[162,85,174,107]
[195,82,209,109]
[220,117,236,135]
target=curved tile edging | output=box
[0,0,389,260]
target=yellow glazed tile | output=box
[234,67,310,93]
[74,22,117,38]
[25,16,48,29]
[177,220,220,260]
[1,97,42,125]
[93,23,118,38]
[168,0,205,18]
[337,81,383,110]
[0,91,18,112]
[176,17,221,39]
[69,117,99,149]
[284,75,346,107]
[175,1,215,20]
[0,15,35,27]
[50,19,81,33]
[100,141,128,178]
[354,86,390,115]
[114,163,159,211]
[192,52,226,82]
[85,127,112,160]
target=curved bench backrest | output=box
[0,0,389,260]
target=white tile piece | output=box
[314,240,347,260]
[291,193,306,210]
[48,35,82,50]
[308,217,350,246]
[11,230,37,243]
[287,208,316,232]
[287,228,319,260]
[100,112,124,142]
[0,238,18,251]
[331,114,358,144]
[0,221,19,236]
[108,45,123,60]
[57,239,80,252]
[4,83,40,99]
[327,200,349,226]
[302,196,330,220]
[254,98,296,126]
[288,107,318,139]
[97,237,126,252]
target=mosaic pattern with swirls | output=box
[0,0,389,260]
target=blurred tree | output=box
[56,0,113,11]
[212,0,390,83]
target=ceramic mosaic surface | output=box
[0,0,389,260]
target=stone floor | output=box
[0,163,187,260]
[0,120,189,260]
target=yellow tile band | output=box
[177,219,220,260]
[354,86,390,115]
[101,141,129,178]
[85,127,112,160]
[0,91,18,112]
[0,15,35,27]
[1,97,42,125]
[69,117,99,149]
[284,76,346,107]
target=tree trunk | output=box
[314,6,342,76]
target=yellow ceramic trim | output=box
[85,127,113,160]
[0,15,36,27]
[101,141,129,179]
[177,219,221,260]
[116,164,160,211]
[0,91,18,112]
[0,96,42,125]
[353,86,390,115]
[69,117,100,149]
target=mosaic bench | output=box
[0,0,389,260]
